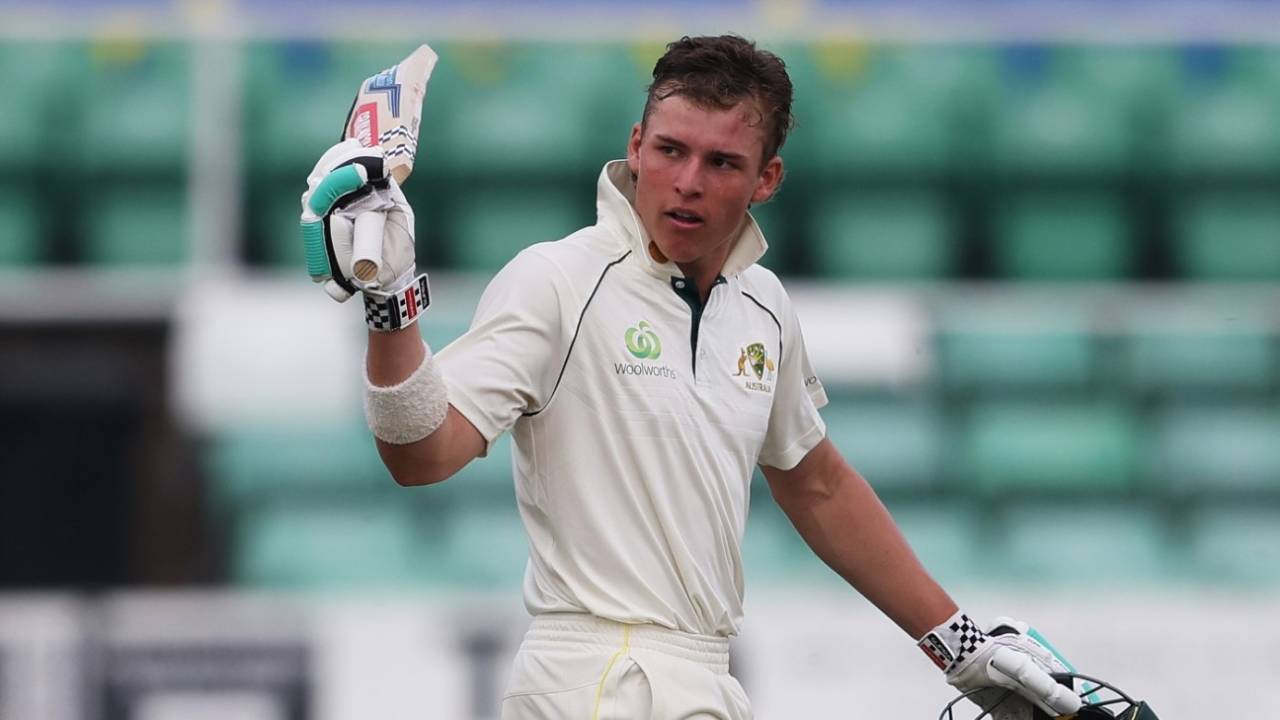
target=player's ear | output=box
[626,122,643,174]
[750,154,783,204]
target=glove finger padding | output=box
[324,179,416,292]
[300,139,402,302]
[988,646,1081,716]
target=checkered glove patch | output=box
[364,273,430,331]
[919,612,986,672]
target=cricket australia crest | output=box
[733,342,776,392]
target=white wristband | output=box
[364,342,448,444]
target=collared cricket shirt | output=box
[436,161,828,637]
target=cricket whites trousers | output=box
[500,613,753,719]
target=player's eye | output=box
[659,145,679,157]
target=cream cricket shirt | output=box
[436,161,829,637]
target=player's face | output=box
[627,95,782,281]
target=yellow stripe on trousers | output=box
[590,625,632,720]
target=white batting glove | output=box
[300,139,428,331]
[919,612,1082,719]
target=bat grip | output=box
[352,210,385,287]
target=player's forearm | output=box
[768,447,956,638]
[367,326,426,385]
[366,327,486,485]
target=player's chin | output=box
[652,237,705,265]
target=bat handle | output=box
[351,210,385,287]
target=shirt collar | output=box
[595,159,769,280]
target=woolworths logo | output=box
[624,321,662,360]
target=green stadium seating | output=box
[789,44,999,176]
[446,187,585,271]
[80,184,187,265]
[243,41,365,176]
[422,43,637,177]
[938,308,1095,391]
[1126,329,1274,394]
[206,422,388,509]
[1173,192,1280,280]
[1149,404,1280,494]
[885,500,982,585]
[810,191,953,278]
[992,193,1132,279]
[1187,506,1280,584]
[255,186,307,267]
[1055,45,1181,104]
[0,42,80,172]
[234,499,418,588]
[741,499,805,583]
[962,401,1139,493]
[440,506,528,589]
[0,187,44,265]
[989,79,1132,176]
[81,42,189,174]
[794,46,949,176]
[993,503,1170,582]
[821,396,945,492]
[1167,84,1280,176]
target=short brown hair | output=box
[642,35,795,165]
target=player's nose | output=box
[673,158,704,197]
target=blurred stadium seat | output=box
[1187,506,1280,583]
[962,401,1139,494]
[233,498,419,588]
[992,192,1133,279]
[422,42,640,178]
[445,187,587,271]
[0,187,45,265]
[1125,328,1274,395]
[0,42,80,174]
[888,500,983,584]
[1173,192,1280,279]
[1149,404,1280,495]
[992,503,1171,582]
[80,184,187,265]
[990,64,1133,177]
[938,314,1096,393]
[821,394,946,493]
[792,43,997,178]
[81,41,189,173]
[206,422,389,510]
[1168,46,1280,177]
[810,190,954,279]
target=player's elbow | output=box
[378,440,453,487]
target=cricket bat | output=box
[342,43,438,284]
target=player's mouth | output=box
[664,208,704,229]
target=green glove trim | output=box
[300,220,329,279]
[307,164,365,216]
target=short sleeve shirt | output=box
[436,161,827,637]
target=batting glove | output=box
[300,139,429,331]
[919,612,1082,719]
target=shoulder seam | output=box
[741,290,783,361]
[523,249,633,417]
